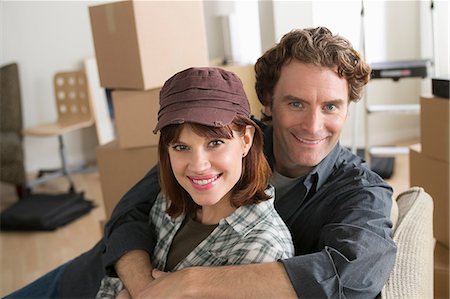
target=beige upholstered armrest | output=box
[381,187,434,299]
[390,196,399,229]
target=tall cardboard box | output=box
[89,1,209,90]
[96,141,158,219]
[420,96,449,162]
[410,144,450,247]
[113,88,160,149]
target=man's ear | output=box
[242,125,255,157]
[263,105,272,117]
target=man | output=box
[6,27,396,299]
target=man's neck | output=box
[274,163,313,179]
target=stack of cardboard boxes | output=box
[88,1,264,220]
[88,0,209,218]
[409,96,449,298]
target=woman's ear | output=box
[242,125,255,157]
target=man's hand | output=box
[115,250,154,298]
[137,262,297,299]
[152,269,169,279]
[116,289,132,299]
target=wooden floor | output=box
[0,171,106,297]
[0,149,413,297]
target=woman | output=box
[96,67,294,298]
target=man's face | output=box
[265,61,349,178]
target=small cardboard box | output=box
[112,88,160,149]
[89,1,209,90]
[410,144,449,247]
[420,96,449,162]
[218,64,263,119]
[435,241,449,299]
[96,140,158,219]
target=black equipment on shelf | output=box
[370,59,431,81]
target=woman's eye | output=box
[172,144,189,151]
[209,140,224,147]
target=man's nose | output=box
[302,110,323,133]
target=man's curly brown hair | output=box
[255,26,371,119]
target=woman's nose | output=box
[188,150,211,173]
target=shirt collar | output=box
[221,185,275,237]
[303,142,341,193]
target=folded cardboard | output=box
[218,64,263,118]
[89,1,209,90]
[112,88,160,149]
[420,96,449,162]
[96,140,158,219]
[435,241,449,299]
[410,144,449,247]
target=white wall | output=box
[203,0,261,65]
[269,0,443,148]
[272,1,313,41]
[1,0,449,174]
[420,0,449,78]
[358,1,423,148]
[1,1,109,173]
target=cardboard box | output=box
[420,96,449,162]
[435,241,449,299]
[112,88,160,149]
[96,140,158,219]
[218,64,263,118]
[89,1,209,90]
[410,144,450,247]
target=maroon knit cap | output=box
[153,67,250,133]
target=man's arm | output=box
[102,165,161,276]
[136,180,396,299]
[139,262,297,299]
[115,250,154,298]
[281,183,397,298]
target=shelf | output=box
[368,146,410,156]
[359,59,427,170]
[366,104,420,114]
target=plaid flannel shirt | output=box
[96,186,294,298]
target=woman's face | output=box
[168,125,253,211]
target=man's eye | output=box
[324,104,337,111]
[289,101,302,109]
[172,144,189,151]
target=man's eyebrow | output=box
[280,95,304,102]
[281,95,346,105]
[324,99,346,105]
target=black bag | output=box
[0,192,95,231]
